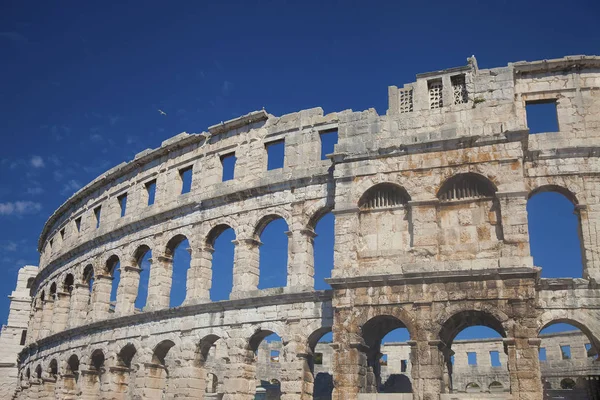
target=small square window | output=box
[319,130,338,160]
[270,350,280,363]
[221,153,236,182]
[467,352,477,366]
[179,166,193,194]
[94,206,102,229]
[118,193,127,218]
[75,217,82,232]
[145,180,156,206]
[560,345,571,360]
[526,100,559,134]
[60,228,65,240]
[401,359,407,372]
[313,352,323,365]
[539,347,547,362]
[266,140,285,170]
[490,350,501,367]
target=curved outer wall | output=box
[12,55,600,400]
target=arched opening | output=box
[35,364,42,380]
[437,173,501,261]
[489,381,503,392]
[149,340,176,397]
[88,349,105,395]
[360,315,413,393]
[64,354,80,394]
[26,277,34,289]
[116,343,137,396]
[358,184,411,261]
[527,188,584,278]
[256,216,288,290]
[63,274,74,295]
[117,343,137,368]
[106,255,120,313]
[538,321,600,396]
[312,212,334,290]
[307,328,334,399]
[207,225,235,301]
[439,311,508,394]
[49,282,57,299]
[133,246,152,310]
[48,359,58,379]
[249,330,283,398]
[83,265,94,293]
[197,334,225,396]
[166,235,190,307]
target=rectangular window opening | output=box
[270,350,280,363]
[526,100,559,134]
[401,359,407,372]
[75,217,81,232]
[399,88,414,113]
[94,206,101,229]
[220,153,236,182]
[585,343,594,358]
[266,140,285,170]
[319,130,338,160]
[20,330,27,345]
[467,352,477,366]
[117,193,127,218]
[314,352,323,365]
[179,166,193,194]
[490,350,501,367]
[379,354,388,366]
[145,180,156,206]
[539,347,547,362]
[428,79,443,109]
[560,345,571,360]
[451,74,468,104]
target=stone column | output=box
[286,229,317,291]
[29,304,43,342]
[41,377,57,399]
[58,373,80,400]
[79,369,100,400]
[496,192,534,268]
[408,340,445,400]
[29,379,41,400]
[146,252,172,310]
[51,291,70,334]
[115,263,141,316]
[137,362,168,400]
[107,366,132,400]
[331,342,366,399]
[39,299,54,338]
[505,336,543,400]
[279,341,311,400]
[231,238,260,298]
[577,202,600,281]
[164,357,204,399]
[184,245,213,305]
[222,338,255,400]
[68,283,91,328]
[90,275,112,322]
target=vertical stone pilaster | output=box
[578,202,600,281]
[108,366,131,400]
[41,377,57,399]
[407,201,439,256]
[51,291,70,334]
[68,283,91,328]
[146,253,172,310]
[59,373,80,400]
[505,337,543,400]
[286,229,316,291]
[90,275,113,322]
[29,304,43,342]
[165,358,204,399]
[409,340,444,400]
[496,191,534,268]
[185,245,213,305]
[331,212,359,275]
[231,238,260,297]
[137,363,168,400]
[222,338,255,400]
[280,341,311,400]
[331,342,365,400]
[79,369,100,400]
[39,299,54,339]
[115,264,141,316]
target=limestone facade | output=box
[7,55,600,399]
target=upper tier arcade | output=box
[16,55,600,400]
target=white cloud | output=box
[90,133,103,142]
[61,180,82,195]
[0,201,42,216]
[1,241,17,252]
[26,187,44,195]
[30,156,45,168]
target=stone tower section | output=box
[6,55,600,400]
[0,265,37,398]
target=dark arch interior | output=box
[91,350,105,371]
[67,355,79,374]
[438,173,496,201]
[63,273,74,294]
[153,340,175,365]
[359,183,410,210]
[118,344,137,368]
[49,359,58,376]
[198,334,221,363]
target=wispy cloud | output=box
[61,180,81,196]
[222,80,233,96]
[108,115,121,126]
[30,155,45,168]
[90,133,103,142]
[1,241,18,252]
[26,187,44,195]
[0,201,42,216]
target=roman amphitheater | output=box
[1,55,599,400]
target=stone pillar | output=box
[496,192,534,268]
[146,252,172,310]
[29,304,43,342]
[51,291,70,334]
[79,369,100,400]
[90,275,112,322]
[286,229,317,291]
[184,245,213,305]
[408,201,439,256]
[42,377,57,399]
[137,362,168,400]
[409,340,445,400]
[331,342,366,399]
[279,341,311,400]
[222,338,255,400]
[69,283,91,328]
[29,379,41,400]
[39,299,54,338]
[165,358,204,399]
[115,263,141,316]
[58,373,80,400]
[108,366,132,400]
[505,337,543,400]
[578,202,600,281]
[231,238,260,297]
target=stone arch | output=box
[165,233,189,256]
[528,184,579,205]
[465,382,482,392]
[205,223,235,247]
[203,216,239,243]
[82,264,94,286]
[438,309,508,346]
[197,334,222,364]
[35,364,42,380]
[355,307,418,342]
[537,311,600,351]
[437,172,497,201]
[247,325,287,353]
[64,354,80,375]
[560,378,576,389]
[116,343,137,368]
[305,198,334,230]
[48,358,58,378]
[489,381,504,392]
[132,244,152,265]
[49,281,57,298]
[351,175,417,206]
[253,213,291,238]
[104,254,120,275]
[358,182,411,209]
[63,273,74,294]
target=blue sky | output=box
[1,1,598,343]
